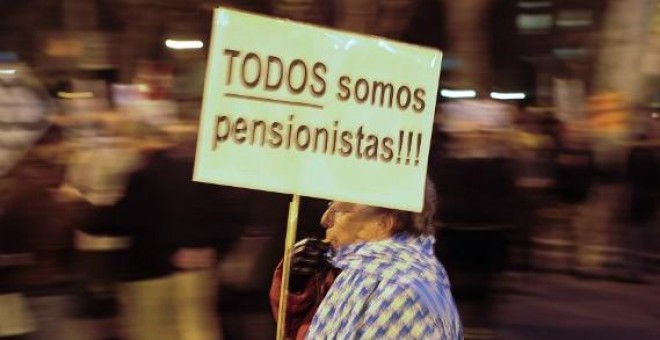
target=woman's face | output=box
[321,201,392,248]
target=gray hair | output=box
[378,177,439,236]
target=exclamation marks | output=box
[405,132,413,165]
[414,133,422,166]
[397,131,423,166]
[397,130,404,164]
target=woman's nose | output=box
[320,210,333,229]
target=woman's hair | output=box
[378,178,439,236]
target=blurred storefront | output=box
[1,1,656,105]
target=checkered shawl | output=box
[305,233,463,339]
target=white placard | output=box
[193,8,442,212]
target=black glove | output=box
[289,238,331,292]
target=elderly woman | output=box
[270,182,462,339]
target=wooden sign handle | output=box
[276,194,300,340]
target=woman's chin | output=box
[325,236,339,248]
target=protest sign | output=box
[193,8,441,212]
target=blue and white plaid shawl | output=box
[305,233,463,339]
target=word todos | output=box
[222,48,427,113]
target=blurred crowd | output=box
[0,62,270,340]
[0,0,659,338]
[1,56,658,340]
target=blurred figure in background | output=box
[572,92,632,278]
[555,122,593,204]
[63,114,143,340]
[623,131,659,282]
[0,126,86,340]
[0,167,34,340]
[554,120,594,275]
[102,122,244,340]
[433,99,518,340]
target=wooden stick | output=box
[276,194,301,340]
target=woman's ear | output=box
[379,213,398,236]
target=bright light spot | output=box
[490,92,526,100]
[553,48,588,58]
[517,14,553,31]
[0,69,16,75]
[57,91,94,99]
[556,19,592,27]
[440,89,477,99]
[138,84,150,92]
[165,39,204,50]
[518,1,552,9]
[556,10,593,27]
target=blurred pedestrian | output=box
[104,124,244,340]
[554,120,594,275]
[623,133,659,281]
[432,99,518,339]
[0,126,85,340]
[555,121,593,204]
[64,119,144,340]
[0,177,34,340]
[434,156,516,340]
[270,181,462,339]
